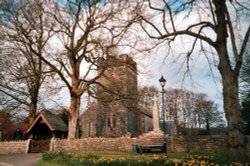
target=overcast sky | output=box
[45,0,225,113]
[44,0,250,118]
[137,47,223,111]
[135,0,249,115]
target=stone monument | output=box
[140,95,164,139]
[153,95,160,131]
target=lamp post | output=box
[159,75,166,136]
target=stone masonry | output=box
[0,140,29,154]
[81,54,152,138]
[1,135,250,155]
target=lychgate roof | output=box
[26,111,68,133]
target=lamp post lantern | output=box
[159,75,166,135]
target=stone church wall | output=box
[80,103,97,138]
[82,54,149,138]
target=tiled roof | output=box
[26,111,68,133]
[42,111,68,132]
[0,124,29,136]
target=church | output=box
[81,54,152,137]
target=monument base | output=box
[141,130,165,137]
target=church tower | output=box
[96,54,142,137]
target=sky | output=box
[136,42,224,113]
[132,0,224,113]
[43,0,250,119]
[134,0,249,115]
[43,0,225,114]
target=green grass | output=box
[37,150,230,166]
[36,160,61,166]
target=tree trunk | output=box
[216,44,246,162]
[216,33,247,161]
[28,102,36,124]
[213,0,247,162]
[67,94,81,139]
[205,120,210,135]
[220,69,247,162]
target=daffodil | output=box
[153,154,159,160]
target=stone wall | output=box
[51,133,164,152]
[166,135,228,153]
[0,135,249,155]
[0,140,29,154]
[51,137,134,152]
[51,133,229,153]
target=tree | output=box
[0,1,54,124]
[195,94,224,134]
[240,41,250,97]
[138,86,158,111]
[241,46,250,135]
[0,0,145,139]
[0,109,13,140]
[5,0,139,139]
[164,89,224,134]
[164,89,191,128]
[139,0,250,162]
[242,93,250,135]
[138,86,224,134]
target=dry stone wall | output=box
[166,135,228,153]
[0,135,249,155]
[51,132,165,152]
[0,140,29,154]
[51,134,228,153]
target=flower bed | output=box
[36,150,242,166]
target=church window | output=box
[113,115,116,128]
[107,117,111,127]
[107,114,116,128]
[88,121,93,137]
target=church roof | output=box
[26,111,68,133]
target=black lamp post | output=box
[159,75,166,135]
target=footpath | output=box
[0,153,41,166]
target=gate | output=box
[29,140,50,153]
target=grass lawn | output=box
[36,150,232,166]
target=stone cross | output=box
[153,95,160,131]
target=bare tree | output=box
[1,0,144,139]
[27,0,139,139]
[241,43,250,135]
[241,45,250,97]
[164,89,223,134]
[138,0,250,162]
[138,86,158,111]
[0,1,54,124]
[138,86,223,134]
[195,93,224,134]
